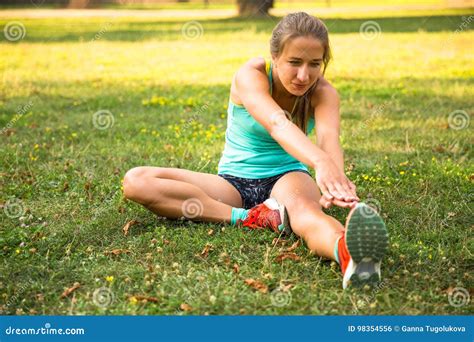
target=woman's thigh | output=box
[269,172,344,239]
[269,171,322,210]
[126,166,243,208]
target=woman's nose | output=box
[296,66,309,83]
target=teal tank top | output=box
[217,61,315,179]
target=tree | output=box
[237,0,274,17]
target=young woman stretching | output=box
[123,12,389,289]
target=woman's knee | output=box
[123,167,155,203]
[288,198,343,235]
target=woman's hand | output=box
[314,157,359,209]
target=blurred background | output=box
[1,0,472,315]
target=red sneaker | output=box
[241,198,291,235]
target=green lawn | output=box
[0,8,473,315]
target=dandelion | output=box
[412,173,416,176]
[399,171,405,175]
[106,276,114,283]
[34,144,39,149]
[129,296,138,305]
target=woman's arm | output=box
[235,60,357,205]
[313,80,359,208]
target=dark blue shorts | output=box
[218,170,311,209]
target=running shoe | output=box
[342,202,389,289]
[241,198,291,235]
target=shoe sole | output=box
[345,203,389,287]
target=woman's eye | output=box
[289,61,300,65]
[311,63,321,68]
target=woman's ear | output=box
[271,54,278,68]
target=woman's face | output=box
[272,36,325,96]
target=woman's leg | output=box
[123,167,243,223]
[269,171,345,260]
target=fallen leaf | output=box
[219,252,230,265]
[61,282,80,298]
[207,229,214,236]
[233,263,240,274]
[128,295,159,303]
[62,182,69,192]
[281,283,294,292]
[244,278,268,293]
[118,206,126,214]
[180,303,193,311]
[4,128,16,136]
[285,240,300,252]
[272,238,287,246]
[275,252,301,263]
[122,220,139,236]
[104,249,131,256]
[163,238,170,245]
[199,243,213,258]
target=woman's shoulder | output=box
[231,57,270,104]
[242,56,267,73]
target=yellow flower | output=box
[399,161,409,166]
[412,173,416,176]
[399,171,405,175]
[34,144,39,149]
[129,296,138,305]
[16,249,20,254]
[106,276,114,283]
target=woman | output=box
[123,12,389,289]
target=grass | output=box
[0,7,473,315]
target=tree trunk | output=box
[237,0,274,17]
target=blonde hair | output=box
[270,12,332,133]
